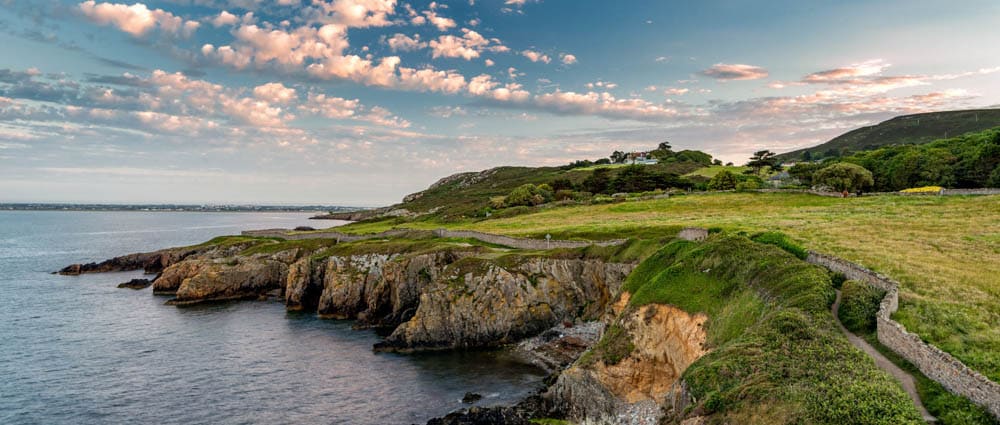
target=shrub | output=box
[900,186,943,194]
[814,163,875,193]
[839,280,885,333]
[707,170,739,190]
[504,183,554,207]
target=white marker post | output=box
[546,233,551,249]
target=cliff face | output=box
[377,258,633,352]
[549,293,709,424]
[114,242,633,352]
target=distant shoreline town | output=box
[0,203,361,213]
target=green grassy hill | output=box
[777,109,1000,161]
[374,160,706,221]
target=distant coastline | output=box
[0,203,362,213]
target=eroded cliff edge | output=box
[61,232,928,425]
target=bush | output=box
[900,186,943,194]
[839,280,885,333]
[707,170,739,190]
[504,183,554,207]
[814,163,875,193]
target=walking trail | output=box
[832,290,937,423]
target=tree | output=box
[813,163,874,196]
[747,150,778,174]
[658,141,672,151]
[594,158,611,165]
[610,151,626,164]
[582,168,612,194]
[550,178,575,192]
[707,170,739,190]
[802,150,813,161]
[788,162,823,186]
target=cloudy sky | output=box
[1,0,999,205]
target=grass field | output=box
[682,165,750,178]
[336,192,1000,382]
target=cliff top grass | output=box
[621,236,923,424]
[336,191,1000,382]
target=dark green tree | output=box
[707,170,739,190]
[814,163,874,195]
[747,150,779,174]
[582,168,613,194]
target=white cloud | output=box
[78,1,200,38]
[386,33,426,52]
[521,49,550,64]
[560,53,577,65]
[253,82,297,104]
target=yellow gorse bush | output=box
[900,186,943,193]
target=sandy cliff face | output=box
[549,293,709,424]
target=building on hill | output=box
[625,151,659,165]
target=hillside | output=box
[777,109,1000,161]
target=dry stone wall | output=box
[431,229,626,249]
[241,228,415,242]
[806,251,1000,419]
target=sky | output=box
[1,0,999,206]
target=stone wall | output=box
[431,229,626,250]
[806,251,1000,419]
[241,228,626,249]
[942,188,1000,196]
[677,227,708,242]
[241,228,415,242]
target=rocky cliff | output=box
[68,238,634,354]
[547,293,709,424]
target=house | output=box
[625,151,659,165]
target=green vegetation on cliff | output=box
[627,236,922,424]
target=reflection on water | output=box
[0,211,545,425]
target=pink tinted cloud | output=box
[700,63,769,81]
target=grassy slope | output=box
[683,164,750,178]
[386,161,707,221]
[336,192,1000,382]
[619,236,922,424]
[777,109,1000,161]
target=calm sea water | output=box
[0,211,545,425]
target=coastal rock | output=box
[285,257,321,311]
[461,392,483,404]
[515,322,604,373]
[153,260,210,294]
[168,256,289,305]
[376,259,633,352]
[59,248,190,275]
[117,278,152,289]
[547,295,709,424]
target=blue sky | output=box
[1,0,999,205]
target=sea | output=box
[0,211,546,425]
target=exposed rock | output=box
[461,392,483,404]
[426,392,548,425]
[153,259,210,295]
[167,256,290,305]
[515,322,604,373]
[117,278,152,289]
[376,259,633,352]
[548,294,708,424]
[293,226,316,231]
[59,247,192,275]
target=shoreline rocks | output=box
[117,278,152,289]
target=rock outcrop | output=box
[59,248,191,275]
[117,278,152,289]
[548,294,709,424]
[375,258,633,352]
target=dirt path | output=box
[832,290,936,423]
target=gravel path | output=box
[832,290,937,423]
